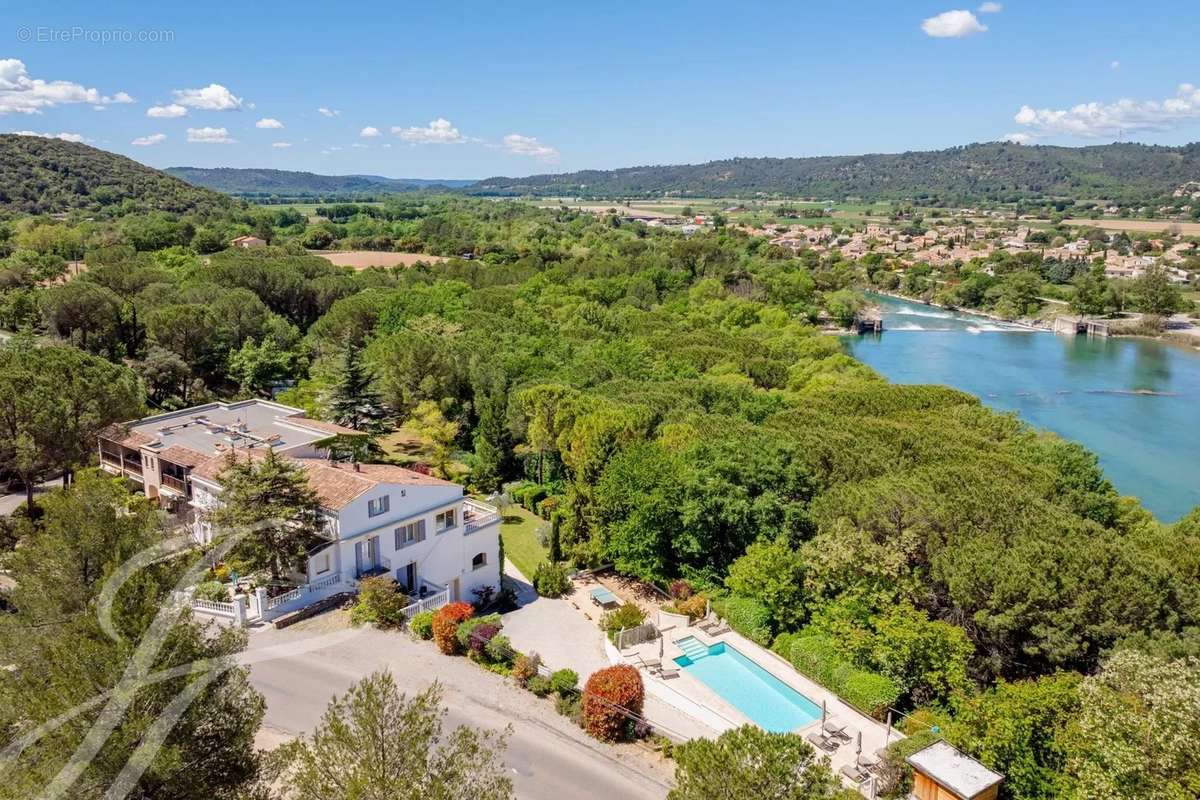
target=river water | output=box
[843,294,1200,521]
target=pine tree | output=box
[327,337,388,432]
[472,386,514,493]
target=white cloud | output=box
[352,142,368,148]
[317,107,340,117]
[360,126,381,137]
[381,143,392,149]
[271,141,292,148]
[147,103,187,118]
[12,130,86,142]
[131,133,167,146]
[922,10,988,38]
[978,2,1002,12]
[502,133,560,164]
[1013,83,1200,138]
[172,83,244,111]
[255,117,283,129]
[0,59,133,114]
[392,117,466,144]
[1111,60,1121,70]
[1002,132,1034,145]
[186,126,237,144]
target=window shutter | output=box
[417,519,426,542]
[394,528,402,549]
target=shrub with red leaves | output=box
[582,664,644,742]
[467,622,501,657]
[669,580,694,600]
[432,601,474,654]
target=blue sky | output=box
[3,1,1199,179]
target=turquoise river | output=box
[843,294,1200,522]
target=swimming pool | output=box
[673,636,822,732]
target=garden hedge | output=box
[712,595,772,645]
[773,632,900,719]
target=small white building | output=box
[99,400,501,604]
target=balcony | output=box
[100,450,124,468]
[160,474,188,495]
[355,555,392,580]
[463,499,501,534]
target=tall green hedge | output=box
[713,595,772,645]
[773,632,900,719]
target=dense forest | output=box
[1,182,1198,799]
[473,141,1200,204]
[0,135,237,217]
[165,166,473,198]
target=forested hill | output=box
[471,141,1200,203]
[165,167,475,197]
[0,135,237,217]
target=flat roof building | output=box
[907,740,1003,800]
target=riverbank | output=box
[847,295,1200,521]
[866,289,1048,331]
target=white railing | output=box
[463,500,501,534]
[192,598,236,616]
[310,572,341,591]
[267,587,302,609]
[400,588,449,619]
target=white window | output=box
[394,520,426,550]
[367,495,389,517]
[471,552,487,571]
[314,552,330,575]
[436,508,456,532]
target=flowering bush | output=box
[669,579,694,600]
[582,665,644,742]
[467,622,501,658]
[455,613,501,650]
[432,602,474,654]
[674,593,708,621]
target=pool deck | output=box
[612,618,899,796]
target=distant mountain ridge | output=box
[0,134,237,216]
[470,141,1200,203]
[165,167,475,196]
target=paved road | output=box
[245,620,673,800]
[0,478,61,516]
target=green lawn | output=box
[498,505,549,581]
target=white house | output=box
[98,400,501,604]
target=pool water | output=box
[673,636,822,732]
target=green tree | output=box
[405,401,460,478]
[40,280,123,352]
[0,342,143,512]
[1128,265,1184,316]
[668,725,841,800]
[472,382,515,493]
[285,673,513,800]
[946,673,1081,800]
[327,337,389,432]
[0,471,265,800]
[228,338,295,395]
[211,449,322,580]
[1064,650,1200,799]
[724,538,809,631]
[869,604,974,705]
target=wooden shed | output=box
[906,740,1003,800]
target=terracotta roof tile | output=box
[98,424,154,449]
[157,445,208,468]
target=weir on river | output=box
[844,294,1200,521]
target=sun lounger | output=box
[857,753,881,772]
[806,731,838,752]
[823,720,851,741]
[658,665,679,678]
[839,763,870,784]
[589,587,618,607]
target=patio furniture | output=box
[839,763,871,784]
[589,586,619,607]
[658,664,680,678]
[823,720,852,742]
[806,731,839,752]
[857,753,881,772]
